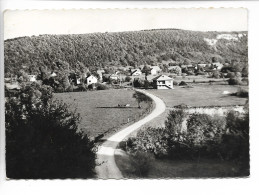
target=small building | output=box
[131,69,142,76]
[50,72,57,77]
[76,77,81,85]
[150,66,161,73]
[197,64,208,68]
[28,75,37,82]
[5,82,21,90]
[109,74,120,80]
[152,75,174,89]
[97,69,105,81]
[86,75,98,85]
[150,68,157,75]
[212,62,224,70]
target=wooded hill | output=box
[4,29,248,76]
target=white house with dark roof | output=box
[109,74,119,80]
[28,75,37,82]
[131,69,142,76]
[150,66,161,74]
[86,75,98,85]
[152,75,174,89]
[212,62,224,70]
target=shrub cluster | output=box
[121,108,249,175]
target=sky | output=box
[4,8,248,40]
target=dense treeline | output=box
[4,29,247,76]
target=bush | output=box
[179,81,187,86]
[125,76,132,82]
[122,108,249,175]
[228,77,243,85]
[173,80,178,86]
[66,85,74,92]
[212,70,220,78]
[96,83,109,90]
[128,151,154,177]
[78,84,87,91]
[226,72,236,79]
[55,86,65,93]
[5,84,96,179]
[235,88,249,97]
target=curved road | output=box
[95,89,166,179]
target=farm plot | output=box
[55,89,151,139]
[148,84,248,107]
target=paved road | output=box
[95,89,166,179]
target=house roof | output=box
[110,74,119,77]
[5,82,21,90]
[131,68,141,73]
[150,66,161,71]
[168,66,180,70]
[181,64,193,68]
[198,64,207,67]
[86,74,98,79]
[212,62,223,67]
[152,75,173,81]
[97,69,105,73]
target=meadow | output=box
[148,83,248,107]
[55,89,151,139]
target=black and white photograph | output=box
[4,8,249,179]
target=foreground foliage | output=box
[121,107,249,176]
[5,83,96,179]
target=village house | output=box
[28,75,37,82]
[86,75,98,85]
[76,76,81,85]
[212,62,224,70]
[150,68,157,75]
[109,74,120,81]
[131,69,142,76]
[197,64,207,67]
[50,71,57,77]
[152,75,174,89]
[97,69,105,81]
[150,66,161,75]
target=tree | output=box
[142,65,150,77]
[165,109,187,134]
[212,70,220,79]
[132,91,151,108]
[5,83,96,179]
[212,57,218,63]
[125,76,132,82]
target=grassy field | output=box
[55,89,151,139]
[148,83,248,107]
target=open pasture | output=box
[55,89,151,139]
[148,84,248,107]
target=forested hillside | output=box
[4,29,248,76]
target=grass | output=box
[55,89,151,139]
[148,83,248,107]
[115,150,247,178]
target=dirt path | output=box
[95,89,166,179]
